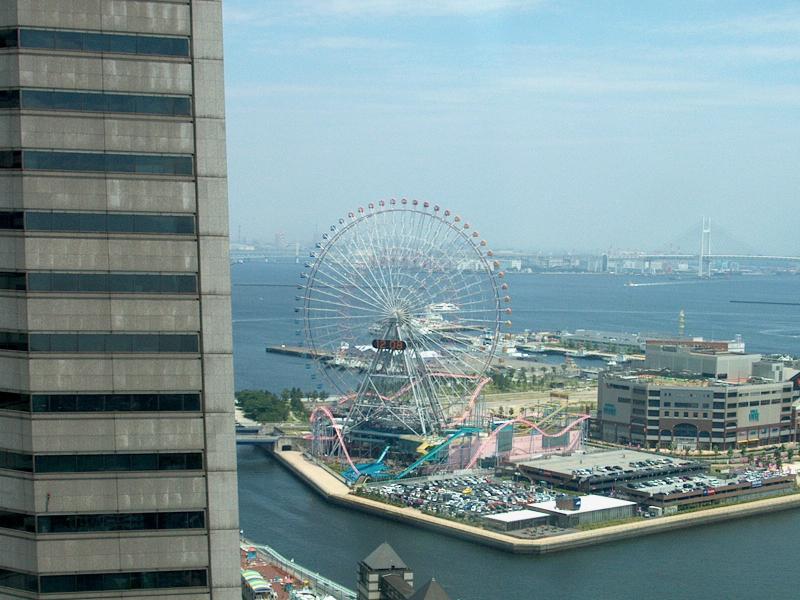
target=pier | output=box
[269,449,800,555]
[265,344,334,360]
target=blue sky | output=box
[222,1,800,253]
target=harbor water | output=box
[234,262,800,599]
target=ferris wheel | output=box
[300,199,510,437]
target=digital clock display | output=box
[371,339,407,351]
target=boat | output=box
[427,302,459,312]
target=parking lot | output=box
[624,468,790,498]
[367,475,555,520]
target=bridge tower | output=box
[699,217,712,277]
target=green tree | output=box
[236,390,289,423]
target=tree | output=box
[726,448,734,462]
[236,390,289,423]
[788,448,795,462]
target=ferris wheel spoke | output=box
[348,215,397,307]
[334,243,397,309]
[314,254,392,310]
[305,285,385,311]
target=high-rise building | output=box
[0,2,239,598]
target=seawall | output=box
[269,449,800,555]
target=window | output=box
[0,449,33,472]
[0,568,37,593]
[0,391,30,412]
[27,272,196,294]
[34,452,203,473]
[0,211,24,229]
[27,333,199,353]
[0,510,35,533]
[19,89,192,116]
[25,211,195,234]
[0,272,26,291]
[0,331,28,351]
[22,150,194,176]
[0,150,22,168]
[17,28,189,57]
[31,393,200,412]
[0,29,18,48]
[37,511,204,533]
[40,570,207,593]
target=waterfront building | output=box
[643,339,755,379]
[482,509,550,532]
[517,448,702,493]
[560,329,645,353]
[528,494,636,528]
[0,2,239,598]
[596,371,797,449]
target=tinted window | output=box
[19,28,54,48]
[0,212,24,229]
[40,570,207,593]
[30,392,200,412]
[0,392,30,412]
[0,272,26,291]
[0,29,19,49]
[0,331,28,352]
[22,151,193,176]
[0,568,38,593]
[26,333,199,353]
[26,272,196,294]
[0,150,22,169]
[17,28,189,57]
[0,90,20,109]
[35,452,201,473]
[19,89,191,116]
[0,510,36,533]
[0,450,34,472]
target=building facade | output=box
[643,340,756,380]
[596,372,797,449]
[0,1,239,598]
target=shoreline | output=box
[269,448,800,555]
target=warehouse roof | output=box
[530,494,635,515]
[483,509,550,523]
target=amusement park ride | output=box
[297,200,588,483]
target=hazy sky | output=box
[222,1,800,254]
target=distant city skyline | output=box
[223,0,800,254]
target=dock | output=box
[265,344,334,360]
[269,449,800,555]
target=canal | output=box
[237,445,799,600]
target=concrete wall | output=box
[0,1,239,597]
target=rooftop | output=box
[519,448,696,478]
[362,542,407,571]
[530,494,635,515]
[604,370,781,388]
[409,579,452,600]
[483,509,550,523]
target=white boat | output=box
[427,302,459,312]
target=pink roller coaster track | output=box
[310,405,361,475]
[464,413,590,469]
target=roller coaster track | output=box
[310,405,361,475]
[465,414,590,470]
